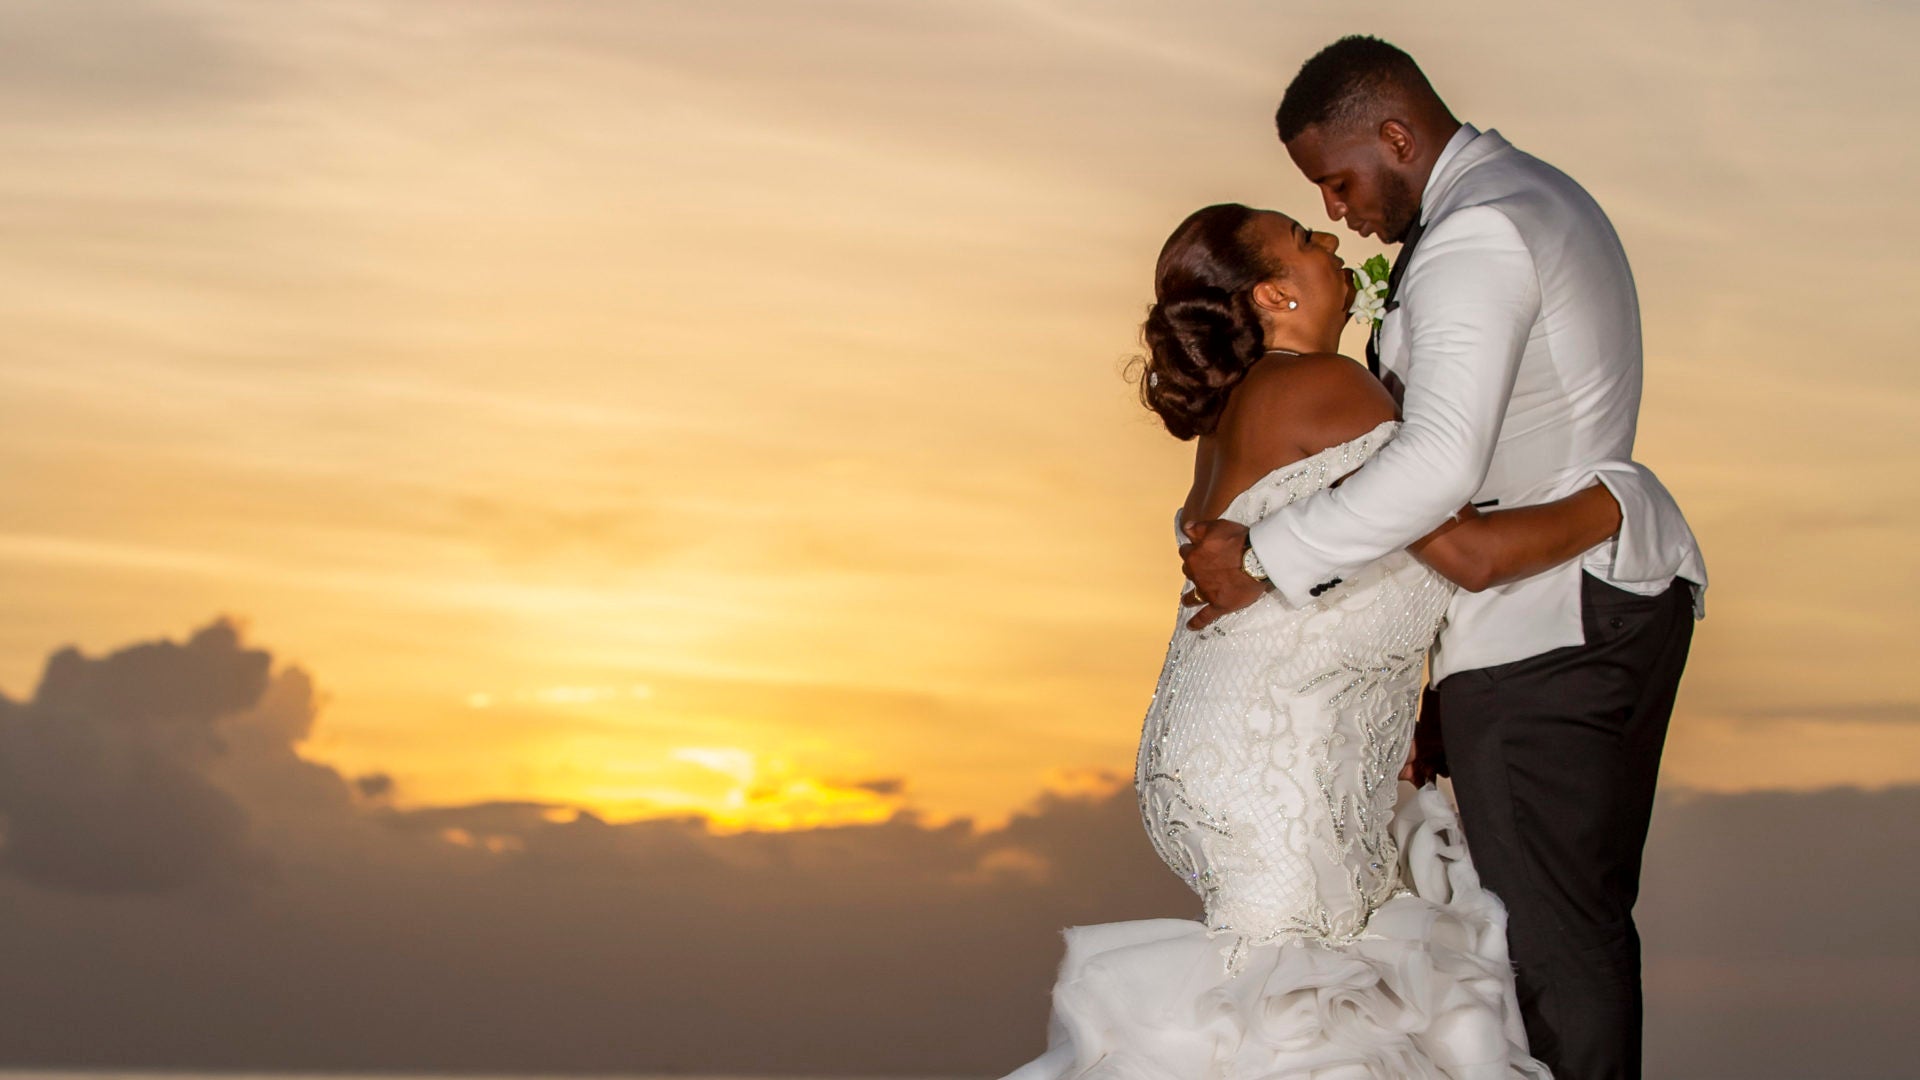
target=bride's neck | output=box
[1263,321,1341,356]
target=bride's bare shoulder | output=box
[1221,352,1398,455]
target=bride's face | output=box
[1247,211,1354,339]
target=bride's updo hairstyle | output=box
[1134,203,1283,441]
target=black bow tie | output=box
[1364,214,1429,379]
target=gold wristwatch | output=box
[1241,539,1269,582]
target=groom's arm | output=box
[1249,206,1542,607]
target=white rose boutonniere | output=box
[1349,254,1390,329]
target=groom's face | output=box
[1284,126,1421,246]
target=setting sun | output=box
[0,3,1913,1076]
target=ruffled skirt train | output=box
[1001,786,1550,1080]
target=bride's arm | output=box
[1407,484,1622,592]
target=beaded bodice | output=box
[1135,420,1457,974]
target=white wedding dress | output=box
[1002,421,1550,1080]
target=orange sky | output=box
[2,0,1917,831]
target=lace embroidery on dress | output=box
[1135,419,1456,975]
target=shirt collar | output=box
[1419,122,1480,224]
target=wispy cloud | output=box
[0,0,1916,821]
[1732,702,1920,727]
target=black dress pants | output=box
[1434,572,1695,1080]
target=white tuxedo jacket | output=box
[1248,124,1706,682]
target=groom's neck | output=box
[1408,117,1463,197]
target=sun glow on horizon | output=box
[0,0,1915,834]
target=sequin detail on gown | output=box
[1137,419,1449,972]
[1000,420,1551,1080]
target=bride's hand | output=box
[1400,688,1449,785]
[1399,739,1446,785]
[1179,519,1267,630]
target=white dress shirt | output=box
[1248,124,1706,682]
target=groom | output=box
[1180,37,1707,1080]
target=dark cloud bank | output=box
[0,619,1910,1080]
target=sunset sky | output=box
[1,2,1915,1076]
[4,0,1917,834]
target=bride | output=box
[1000,204,1626,1079]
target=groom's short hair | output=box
[1276,36,1442,142]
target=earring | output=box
[1287,300,1298,309]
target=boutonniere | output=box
[1349,254,1390,329]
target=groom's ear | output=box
[1378,119,1418,165]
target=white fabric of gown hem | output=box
[999,785,1551,1080]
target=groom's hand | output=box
[1178,519,1267,630]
